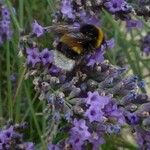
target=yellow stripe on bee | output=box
[72,46,82,54]
[60,34,83,54]
[95,27,104,48]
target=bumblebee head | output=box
[80,24,104,48]
[80,24,99,39]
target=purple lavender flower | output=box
[80,12,101,26]
[86,39,115,66]
[106,38,115,49]
[102,0,132,20]
[71,119,90,138]
[48,144,60,150]
[0,123,35,150]
[69,119,90,150]
[26,47,41,67]
[32,20,44,37]
[1,6,10,20]
[49,65,61,75]
[40,48,54,65]
[137,80,146,88]
[0,20,10,28]
[69,133,85,150]
[124,112,139,125]
[104,101,125,125]
[85,92,123,123]
[0,5,12,44]
[9,73,17,82]
[86,48,105,67]
[23,142,35,150]
[104,0,126,13]
[126,19,143,31]
[106,124,121,134]
[86,91,110,106]
[135,127,150,149]
[60,0,74,19]
[141,32,150,55]
[89,132,105,150]
[85,104,105,122]
[54,0,133,25]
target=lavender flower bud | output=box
[0,5,12,44]
[142,117,150,132]
[141,32,150,55]
[32,20,44,37]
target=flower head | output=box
[1,6,10,20]
[89,132,105,150]
[40,48,54,65]
[32,20,44,37]
[86,91,110,106]
[61,0,74,19]
[86,48,105,66]
[104,0,126,13]
[85,104,105,122]
[69,119,90,150]
[0,5,12,44]
[126,19,143,31]
[26,48,40,67]
[0,123,35,150]
[48,144,60,150]
[141,32,150,55]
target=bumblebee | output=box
[21,24,104,70]
[46,24,105,70]
[49,24,105,60]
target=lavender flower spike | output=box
[32,20,44,37]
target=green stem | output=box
[13,67,26,105]
[21,92,39,122]
[130,31,142,79]
[46,0,55,13]
[19,0,24,28]
[0,85,3,123]
[24,84,46,150]
[6,42,13,119]
[5,0,21,31]
[42,101,46,135]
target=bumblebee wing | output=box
[44,25,80,34]
[65,32,92,40]
[66,32,95,53]
[59,32,88,55]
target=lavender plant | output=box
[1,0,149,150]
[53,0,132,23]
[19,22,150,150]
[0,1,12,45]
[131,0,150,20]
[0,122,34,150]
[53,0,150,30]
